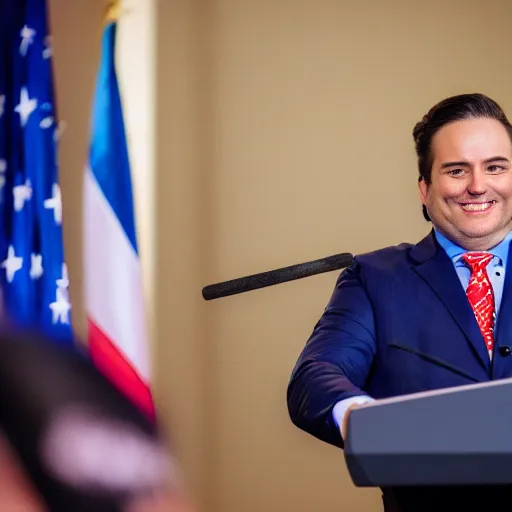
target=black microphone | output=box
[202,252,354,300]
[388,343,480,383]
[499,345,512,357]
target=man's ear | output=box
[418,176,428,205]
[418,177,432,222]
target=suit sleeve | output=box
[286,259,376,448]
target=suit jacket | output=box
[287,230,512,511]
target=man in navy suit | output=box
[287,93,512,511]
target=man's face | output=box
[418,117,512,250]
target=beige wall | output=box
[49,1,512,511]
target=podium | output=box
[344,377,512,487]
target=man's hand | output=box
[341,403,362,440]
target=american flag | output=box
[0,0,72,343]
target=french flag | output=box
[83,18,154,420]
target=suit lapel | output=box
[495,241,512,361]
[410,231,490,371]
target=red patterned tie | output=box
[462,252,495,357]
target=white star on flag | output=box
[1,246,23,283]
[40,116,53,129]
[13,179,32,211]
[19,25,36,56]
[30,254,43,279]
[56,263,69,289]
[49,287,71,324]
[44,183,62,224]
[43,35,53,59]
[15,87,37,127]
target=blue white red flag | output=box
[84,17,154,418]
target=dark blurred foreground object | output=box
[0,328,169,512]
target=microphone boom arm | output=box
[202,252,354,300]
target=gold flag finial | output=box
[104,0,122,25]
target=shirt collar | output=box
[433,227,512,268]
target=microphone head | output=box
[498,345,512,357]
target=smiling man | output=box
[287,93,512,511]
[418,114,512,251]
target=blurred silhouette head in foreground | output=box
[0,327,195,512]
